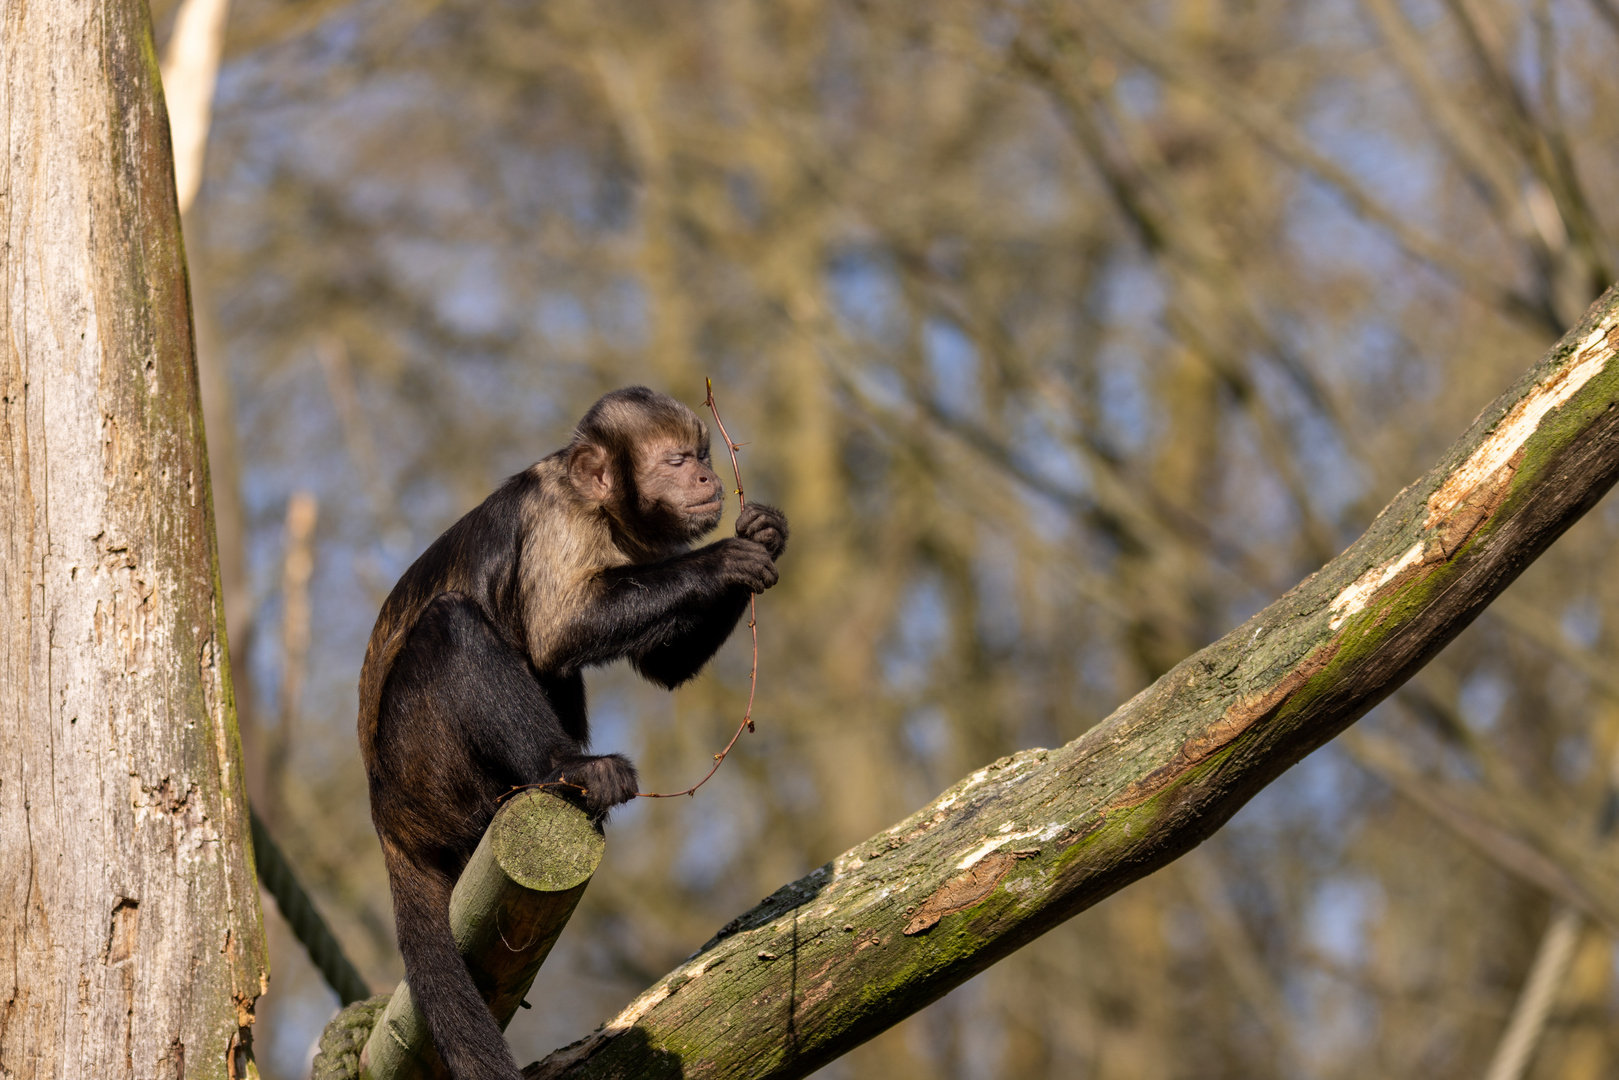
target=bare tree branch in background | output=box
[266,491,318,825]
[1482,906,1583,1080]
[160,0,231,215]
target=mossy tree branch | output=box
[359,791,604,1080]
[525,286,1619,1080]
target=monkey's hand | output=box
[735,503,788,560]
[714,537,780,594]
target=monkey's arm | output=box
[627,504,788,687]
[629,587,752,689]
[540,538,775,676]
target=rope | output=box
[250,807,373,1004]
[310,993,392,1080]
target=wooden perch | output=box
[361,791,605,1080]
[523,290,1619,1080]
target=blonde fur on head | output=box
[571,386,709,457]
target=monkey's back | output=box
[356,462,555,762]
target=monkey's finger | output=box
[730,555,777,592]
[737,510,787,551]
[736,503,784,529]
[750,561,780,592]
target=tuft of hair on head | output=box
[573,387,707,452]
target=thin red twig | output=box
[495,778,590,805]
[638,379,760,798]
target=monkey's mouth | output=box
[687,498,723,515]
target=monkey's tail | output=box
[384,847,522,1080]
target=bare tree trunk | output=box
[0,0,268,1076]
[525,286,1619,1080]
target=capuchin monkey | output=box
[357,387,787,1080]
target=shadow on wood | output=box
[358,790,605,1080]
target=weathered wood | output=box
[525,286,1619,1080]
[362,791,605,1080]
[0,0,268,1074]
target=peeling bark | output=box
[525,287,1619,1080]
[0,0,267,1076]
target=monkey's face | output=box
[634,439,724,540]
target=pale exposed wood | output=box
[0,0,267,1075]
[361,791,605,1080]
[160,0,232,214]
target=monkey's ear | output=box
[568,443,614,502]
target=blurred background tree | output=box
[152,0,1619,1075]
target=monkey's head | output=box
[567,387,724,546]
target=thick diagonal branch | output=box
[526,285,1619,1080]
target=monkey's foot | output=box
[546,754,639,818]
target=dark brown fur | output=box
[359,387,787,1080]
